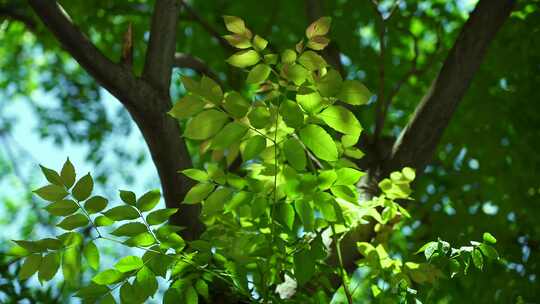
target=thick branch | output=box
[174,52,221,84]
[386,0,515,175]
[27,0,203,240]
[143,0,180,93]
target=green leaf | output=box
[61,158,76,188]
[92,269,124,285]
[317,170,337,190]
[298,50,326,71]
[184,109,229,140]
[38,252,60,282]
[137,189,161,212]
[276,203,295,230]
[211,122,248,149]
[294,249,315,285]
[253,35,268,51]
[306,35,330,50]
[316,69,342,97]
[478,244,499,261]
[243,135,266,161]
[83,241,100,270]
[168,95,206,119]
[13,240,46,253]
[181,169,209,182]
[251,196,268,218]
[195,279,209,302]
[472,248,484,270]
[74,283,109,299]
[282,63,308,85]
[318,105,362,136]
[334,168,364,185]
[224,91,250,118]
[306,16,331,39]
[111,222,148,237]
[296,90,324,114]
[146,208,179,225]
[95,215,115,227]
[135,266,158,300]
[281,49,297,63]
[124,232,156,247]
[483,232,497,244]
[184,183,215,204]
[104,205,139,221]
[115,256,144,273]
[37,238,62,250]
[57,214,89,230]
[279,99,304,129]
[199,76,223,104]
[84,196,108,214]
[119,190,136,205]
[246,63,271,84]
[45,199,79,216]
[223,34,251,49]
[223,15,248,35]
[185,284,199,304]
[283,138,307,171]
[295,200,314,231]
[180,75,201,95]
[248,106,271,129]
[402,167,416,181]
[314,192,337,222]
[227,50,260,68]
[203,188,233,216]
[62,246,80,283]
[299,124,338,161]
[19,254,42,280]
[72,173,93,201]
[338,80,371,105]
[39,165,62,185]
[34,185,68,202]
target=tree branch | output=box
[385,0,516,175]
[25,0,150,111]
[174,52,221,84]
[143,0,180,93]
[27,0,203,240]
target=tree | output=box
[1,0,538,303]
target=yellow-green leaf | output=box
[299,124,338,161]
[227,50,260,68]
[184,109,229,140]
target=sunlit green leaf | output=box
[280,99,304,129]
[224,91,250,118]
[119,190,136,205]
[211,122,248,149]
[227,50,260,68]
[248,106,271,129]
[283,138,307,171]
[115,256,144,273]
[168,95,206,119]
[338,80,371,105]
[318,105,362,136]
[246,63,271,84]
[111,222,147,237]
[181,169,209,182]
[146,208,179,225]
[83,241,100,271]
[299,124,338,161]
[92,269,124,285]
[305,16,331,39]
[104,205,139,221]
[184,183,215,204]
[184,109,229,140]
[137,189,161,212]
[298,50,326,71]
[243,135,266,161]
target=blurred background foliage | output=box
[0,0,539,302]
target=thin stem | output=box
[75,200,102,237]
[332,225,353,304]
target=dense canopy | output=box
[0,0,538,303]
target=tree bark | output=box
[27,0,204,240]
[340,0,516,272]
